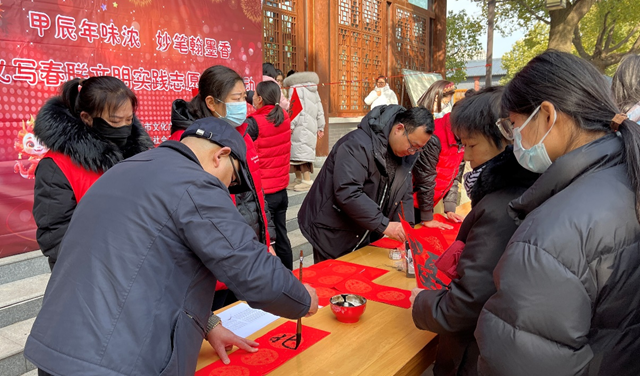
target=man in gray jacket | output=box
[25,117,318,376]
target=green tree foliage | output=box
[446,10,484,84]
[500,23,549,84]
[499,0,640,74]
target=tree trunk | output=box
[548,0,597,52]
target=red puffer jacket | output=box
[249,105,291,194]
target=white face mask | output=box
[513,105,556,173]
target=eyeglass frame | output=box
[495,106,542,141]
[401,124,425,153]
[228,155,240,187]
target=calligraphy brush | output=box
[295,250,303,349]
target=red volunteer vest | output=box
[249,105,292,194]
[45,151,103,202]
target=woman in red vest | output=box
[33,76,154,270]
[248,81,293,269]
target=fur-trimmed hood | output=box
[283,72,320,92]
[34,97,154,173]
[469,146,539,207]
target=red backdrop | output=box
[0,0,263,258]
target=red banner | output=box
[0,0,263,257]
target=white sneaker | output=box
[287,178,302,190]
[293,180,313,192]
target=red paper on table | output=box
[294,260,389,288]
[334,273,412,309]
[370,237,403,249]
[196,321,330,376]
[401,217,452,290]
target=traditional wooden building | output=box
[262,0,447,154]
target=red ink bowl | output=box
[330,294,367,323]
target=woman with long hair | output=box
[248,81,293,269]
[33,76,153,270]
[418,80,456,119]
[475,50,640,376]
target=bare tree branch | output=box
[603,19,617,52]
[593,12,610,56]
[607,24,640,53]
[514,0,550,25]
[573,26,592,60]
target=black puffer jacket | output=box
[298,105,418,261]
[412,147,538,376]
[476,134,640,376]
[32,97,153,269]
[170,99,274,244]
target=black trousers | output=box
[38,370,54,376]
[265,189,293,270]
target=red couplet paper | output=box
[401,218,453,290]
[196,321,330,376]
[370,237,403,250]
[294,260,389,288]
[333,273,412,309]
[432,214,463,247]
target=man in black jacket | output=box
[298,105,434,262]
[25,117,318,376]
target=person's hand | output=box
[303,283,319,317]
[317,130,324,139]
[410,287,425,307]
[421,220,454,230]
[268,245,276,256]
[383,221,406,242]
[206,323,259,365]
[445,211,464,223]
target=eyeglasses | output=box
[403,127,424,153]
[496,106,541,141]
[495,118,515,141]
[229,155,240,187]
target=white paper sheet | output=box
[217,303,280,338]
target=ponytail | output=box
[60,78,82,116]
[619,118,640,220]
[256,80,284,126]
[266,104,285,127]
[187,94,213,120]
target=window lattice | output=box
[263,0,300,75]
[392,5,430,104]
[337,0,383,113]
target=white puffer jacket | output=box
[364,84,398,109]
[283,72,326,162]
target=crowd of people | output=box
[23,50,640,376]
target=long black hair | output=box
[256,81,284,127]
[503,50,640,220]
[417,80,454,113]
[188,65,243,119]
[612,54,640,113]
[451,86,506,149]
[61,76,137,118]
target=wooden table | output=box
[195,246,438,376]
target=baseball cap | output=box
[181,117,251,194]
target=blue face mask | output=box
[215,100,247,127]
[513,105,556,173]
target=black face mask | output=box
[92,117,133,149]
